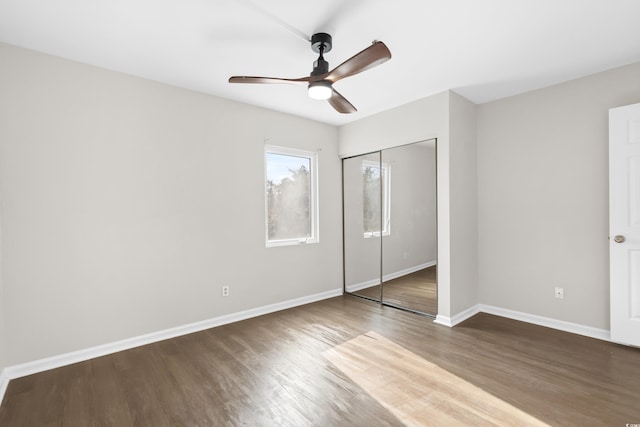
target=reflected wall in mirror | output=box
[342,139,437,316]
[343,152,382,302]
[381,140,437,314]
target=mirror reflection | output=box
[343,152,382,302]
[343,140,437,315]
[381,141,437,314]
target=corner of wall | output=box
[447,91,480,316]
[0,188,5,371]
[0,188,7,406]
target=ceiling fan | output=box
[229,33,391,114]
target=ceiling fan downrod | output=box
[308,33,333,99]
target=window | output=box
[265,145,318,247]
[362,160,390,238]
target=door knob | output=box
[614,235,626,243]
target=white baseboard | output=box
[346,278,380,293]
[434,303,611,342]
[384,261,437,282]
[433,304,480,327]
[0,287,343,402]
[346,261,437,293]
[479,304,611,342]
[0,369,9,406]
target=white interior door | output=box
[610,102,640,347]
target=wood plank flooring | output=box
[354,266,437,315]
[324,331,549,426]
[1,295,639,426]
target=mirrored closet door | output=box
[343,152,382,302]
[380,140,437,314]
[342,140,437,316]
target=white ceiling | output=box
[1,0,639,126]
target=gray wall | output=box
[0,43,343,365]
[477,61,640,329]
[448,92,478,315]
[0,195,5,373]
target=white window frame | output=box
[362,160,391,238]
[264,145,319,248]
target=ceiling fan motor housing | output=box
[311,33,332,54]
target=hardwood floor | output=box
[354,266,437,315]
[324,331,548,426]
[1,295,639,426]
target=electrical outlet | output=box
[222,286,229,297]
[554,287,564,299]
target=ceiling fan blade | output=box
[229,76,310,86]
[328,89,357,114]
[326,41,391,83]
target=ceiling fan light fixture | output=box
[308,80,332,100]
[229,33,391,114]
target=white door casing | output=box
[610,102,640,347]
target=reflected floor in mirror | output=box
[355,266,437,315]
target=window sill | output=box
[364,231,390,239]
[266,238,319,248]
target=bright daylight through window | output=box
[265,146,318,247]
[362,160,390,238]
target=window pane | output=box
[363,165,381,234]
[362,161,390,237]
[266,152,311,241]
